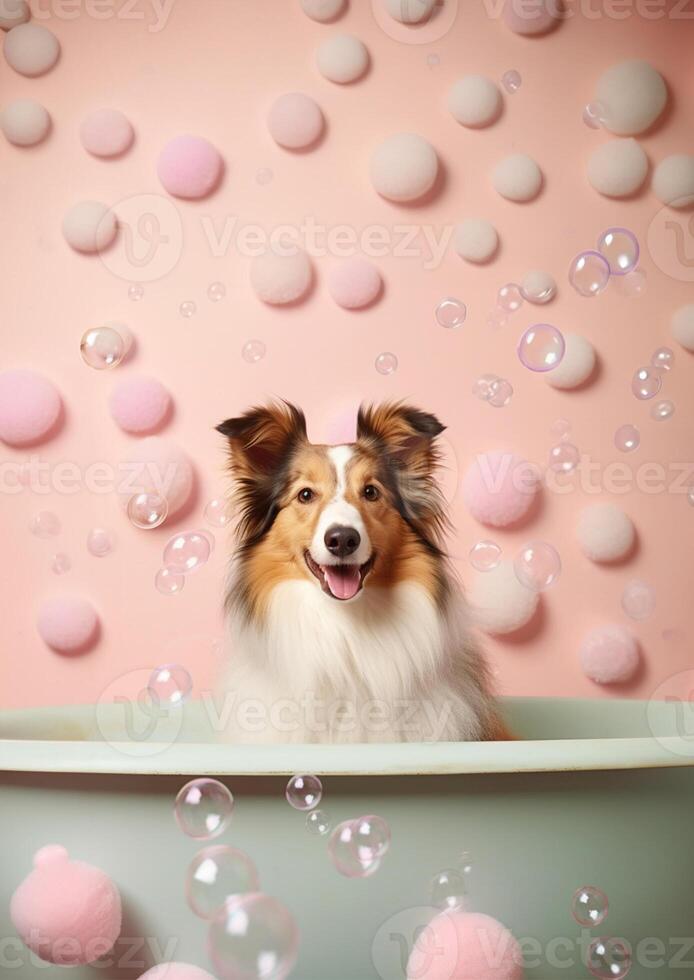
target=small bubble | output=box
[128,283,144,301]
[550,418,571,440]
[514,541,562,591]
[486,309,508,330]
[255,167,274,185]
[155,566,185,595]
[632,366,662,400]
[652,347,674,371]
[180,300,197,318]
[469,540,502,572]
[30,511,61,538]
[501,69,522,93]
[583,101,607,129]
[242,339,266,363]
[568,251,610,298]
[87,527,114,557]
[518,323,565,372]
[175,778,234,840]
[618,268,647,296]
[286,774,323,811]
[306,810,332,836]
[497,283,523,313]
[80,326,125,370]
[651,400,674,421]
[488,378,513,407]
[127,492,169,529]
[472,374,499,401]
[572,886,609,927]
[207,281,226,302]
[51,553,71,575]
[597,227,639,276]
[204,498,230,527]
[164,531,211,574]
[435,297,467,329]
[431,869,467,911]
[549,442,580,473]
[614,424,640,453]
[587,937,632,979]
[375,352,398,375]
[149,663,192,705]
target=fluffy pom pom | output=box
[328,258,381,309]
[385,0,436,23]
[492,153,542,202]
[36,596,99,654]
[454,219,498,264]
[62,201,117,253]
[250,248,313,305]
[595,59,667,136]
[502,0,559,35]
[0,0,30,30]
[462,450,539,528]
[407,910,524,980]
[267,92,324,149]
[10,846,121,965]
[157,135,223,199]
[137,965,217,980]
[300,0,345,22]
[470,560,539,636]
[109,376,171,434]
[587,138,648,198]
[671,303,694,351]
[120,437,194,519]
[577,503,635,562]
[370,132,438,203]
[4,22,59,76]
[0,369,62,446]
[652,154,694,209]
[1,98,50,146]
[544,333,596,389]
[316,34,369,84]
[448,76,501,128]
[580,625,640,684]
[80,108,134,158]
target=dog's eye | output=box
[363,484,380,501]
[297,488,315,503]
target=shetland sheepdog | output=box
[215,400,507,744]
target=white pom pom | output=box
[0,0,29,30]
[544,333,595,389]
[62,201,117,254]
[385,0,436,24]
[3,22,60,77]
[469,560,539,635]
[447,76,501,129]
[316,34,369,84]
[250,248,313,305]
[300,0,345,21]
[671,303,694,351]
[652,154,694,209]
[594,59,667,136]
[1,98,50,146]
[521,270,556,304]
[492,153,542,202]
[577,503,635,563]
[370,133,438,203]
[587,138,648,198]
[453,219,498,263]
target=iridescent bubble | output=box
[30,510,60,538]
[469,540,502,572]
[621,579,655,621]
[459,851,473,876]
[80,326,125,369]
[597,228,639,276]
[586,937,632,980]
[518,323,565,372]
[127,491,169,529]
[180,300,197,318]
[163,530,211,574]
[155,566,185,595]
[51,553,71,575]
[186,846,259,920]
[549,442,580,473]
[514,541,561,591]
[205,498,230,528]
[472,374,499,401]
[255,167,274,185]
[501,69,522,93]
[583,101,607,129]
[431,869,467,911]
[568,251,610,298]
[632,366,662,400]
[620,268,646,296]
[242,340,266,363]
[351,815,391,862]
[174,778,234,840]
[551,418,571,440]
[87,527,114,557]
[128,283,144,301]
[207,281,226,302]
[435,297,467,329]
[572,885,609,927]
[375,352,398,375]
[614,424,640,453]
[651,399,674,421]
[306,810,332,837]
[651,347,674,372]
[328,820,381,878]
[497,283,524,313]
[285,774,322,811]
[488,378,513,407]
[148,663,192,706]
[486,309,508,330]
[208,893,299,980]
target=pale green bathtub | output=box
[1,697,693,980]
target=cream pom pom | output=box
[385,0,436,24]
[453,219,498,263]
[370,133,438,203]
[316,34,369,84]
[594,59,667,136]
[577,503,635,562]
[1,98,50,146]
[587,138,648,198]
[469,560,539,635]
[544,333,595,389]
[652,154,694,208]
[671,304,694,351]
[447,76,501,128]
[492,154,542,202]
[521,270,556,304]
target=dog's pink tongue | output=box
[323,565,361,600]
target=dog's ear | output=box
[216,401,307,543]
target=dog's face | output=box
[217,401,447,609]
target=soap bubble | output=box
[285,774,322,811]
[486,309,508,330]
[435,297,467,329]
[30,510,60,538]
[80,326,125,369]
[459,851,473,876]
[583,101,607,129]
[569,251,610,297]
[205,498,230,527]
[551,418,571,440]
[127,491,168,529]
[207,281,226,302]
[351,814,391,862]
[431,869,467,911]
[155,566,185,595]
[621,579,655,621]
[128,283,144,301]
[651,399,674,421]
[488,378,513,407]
[632,367,662,400]
[597,228,639,276]
[469,540,502,572]
[328,820,381,878]
[306,810,332,836]
[549,442,580,473]
[175,778,234,839]
[51,553,71,575]
[651,347,674,372]
[180,300,196,318]
[614,424,639,453]
[572,885,609,927]
[148,663,192,706]
[514,541,561,591]
[242,340,266,363]
[186,846,259,920]
[472,374,499,401]
[87,527,114,557]
[497,283,523,313]
[518,323,565,371]
[501,69,522,93]
[208,893,299,980]
[163,530,211,574]
[586,937,632,980]
[619,268,646,296]
[375,352,398,375]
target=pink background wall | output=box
[1,0,692,710]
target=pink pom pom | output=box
[37,596,99,654]
[328,258,382,309]
[462,451,539,527]
[0,369,62,446]
[580,625,640,684]
[138,965,217,980]
[407,911,523,980]
[502,0,559,35]
[157,135,223,199]
[109,376,171,434]
[80,108,134,158]
[267,92,324,149]
[250,249,313,305]
[10,847,122,965]
[121,437,194,519]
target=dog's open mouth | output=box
[304,551,374,601]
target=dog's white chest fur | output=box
[221,580,486,743]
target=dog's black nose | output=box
[324,525,361,558]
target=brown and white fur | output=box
[215,400,507,744]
